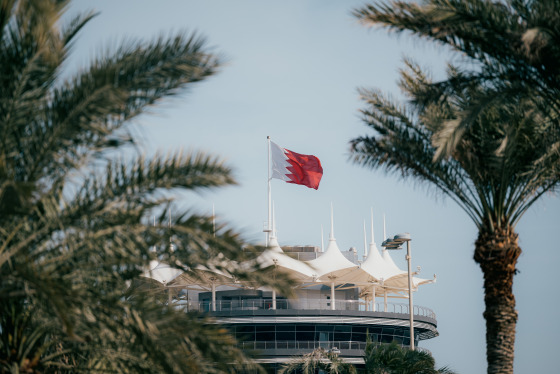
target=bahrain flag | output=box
[270,141,323,190]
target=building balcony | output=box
[180,299,436,320]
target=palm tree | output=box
[350,58,560,374]
[280,347,357,374]
[0,1,292,372]
[279,340,454,374]
[365,341,456,374]
[353,0,560,160]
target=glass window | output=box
[236,331,255,341]
[334,325,351,332]
[351,325,367,333]
[334,332,351,341]
[382,327,396,336]
[296,331,314,341]
[352,332,365,342]
[380,334,394,343]
[256,332,275,341]
[276,324,295,332]
[296,324,315,331]
[236,325,255,334]
[276,331,295,341]
[256,325,274,332]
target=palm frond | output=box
[0,1,284,372]
[354,0,560,159]
[351,59,560,232]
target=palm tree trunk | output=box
[474,226,521,374]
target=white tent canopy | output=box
[254,235,316,309]
[139,209,435,313]
[341,215,410,311]
[306,206,358,281]
[143,257,239,311]
[306,210,359,310]
[174,263,239,311]
[306,237,358,281]
[257,236,316,282]
[344,243,404,285]
[142,260,183,284]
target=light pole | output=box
[382,232,415,350]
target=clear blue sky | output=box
[67,1,560,372]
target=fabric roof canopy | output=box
[256,236,316,282]
[343,242,405,285]
[306,235,358,282]
[140,211,434,302]
[379,249,434,291]
[142,260,184,284]
[172,264,235,289]
[142,258,237,291]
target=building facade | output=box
[146,225,438,373]
[181,242,438,373]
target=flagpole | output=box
[266,136,272,246]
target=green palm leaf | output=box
[351,4,560,370]
[0,1,292,372]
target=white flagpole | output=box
[266,136,272,246]
[272,201,277,239]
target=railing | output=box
[238,340,431,354]
[239,340,368,351]
[178,299,436,319]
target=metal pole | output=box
[406,241,415,350]
[211,282,216,312]
[372,285,376,312]
[384,292,388,312]
[331,281,335,310]
[266,136,271,246]
[272,289,277,310]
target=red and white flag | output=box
[270,141,323,190]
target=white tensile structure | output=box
[305,206,359,310]
[141,210,438,370]
[142,210,435,313]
